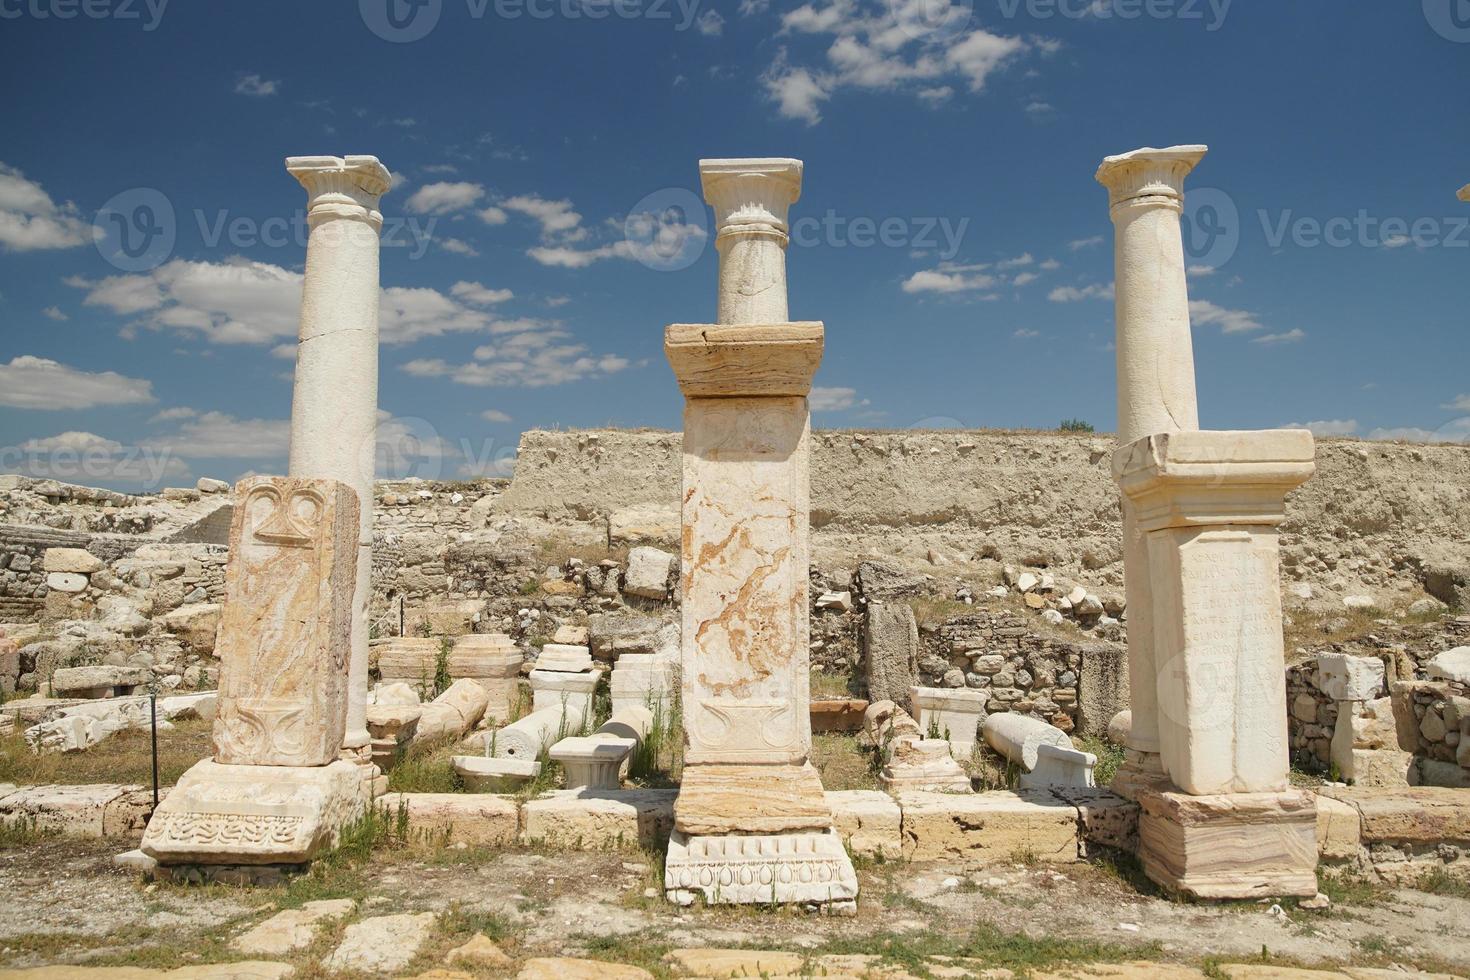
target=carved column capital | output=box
[1096,145,1207,217]
[286,155,392,231]
[699,158,803,245]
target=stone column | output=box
[662,158,857,909]
[1114,429,1319,898]
[1095,146,1206,794]
[284,155,392,759]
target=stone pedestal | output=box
[664,158,856,910]
[285,154,392,758]
[1096,146,1206,794]
[910,687,987,759]
[1114,429,1319,898]
[143,478,367,869]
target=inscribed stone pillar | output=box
[663,158,857,909]
[141,477,367,869]
[1095,146,1205,793]
[285,154,392,757]
[1113,429,1319,898]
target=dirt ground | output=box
[0,832,1466,979]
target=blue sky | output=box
[1,0,1467,490]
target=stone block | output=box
[608,504,680,549]
[1316,653,1385,702]
[375,637,443,686]
[141,759,366,865]
[899,790,1080,863]
[810,697,868,733]
[826,789,902,860]
[519,789,676,850]
[665,827,857,907]
[160,602,222,654]
[663,949,806,977]
[865,600,919,705]
[1136,788,1318,899]
[623,546,675,600]
[403,599,485,637]
[911,686,987,758]
[533,643,593,673]
[323,912,436,975]
[42,547,102,574]
[0,783,154,837]
[550,735,636,790]
[378,792,519,847]
[231,899,355,956]
[1318,786,1470,846]
[1312,793,1361,863]
[1427,647,1470,685]
[1050,786,1139,855]
[45,572,88,594]
[518,958,655,980]
[453,755,541,792]
[49,665,150,698]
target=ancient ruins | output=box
[0,149,1468,977]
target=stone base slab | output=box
[377,792,518,847]
[141,759,366,866]
[664,828,858,909]
[1137,788,1318,899]
[674,762,834,836]
[1318,785,1470,847]
[520,789,676,851]
[826,790,902,861]
[899,790,1080,863]
[1050,786,1139,855]
[0,783,156,838]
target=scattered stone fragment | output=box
[233,899,356,956]
[446,933,515,969]
[516,958,655,980]
[322,911,436,974]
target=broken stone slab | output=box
[1050,786,1139,855]
[1427,646,1470,685]
[880,738,973,794]
[25,696,174,754]
[0,783,155,837]
[160,603,222,654]
[142,759,366,865]
[517,958,655,980]
[520,788,676,851]
[983,712,1073,771]
[663,948,806,977]
[528,667,601,726]
[910,686,987,758]
[453,754,541,792]
[810,698,868,734]
[159,691,218,722]
[231,898,356,956]
[1018,742,1097,790]
[826,789,902,861]
[815,590,852,612]
[1318,785,1470,846]
[42,547,103,574]
[533,643,593,673]
[623,546,676,599]
[899,790,1081,863]
[1316,653,1386,702]
[1313,793,1362,864]
[414,678,490,742]
[865,600,919,705]
[665,827,858,908]
[49,665,151,699]
[322,911,436,975]
[551,735,636,790]
[608,504,680,549]
[377,792,518,847]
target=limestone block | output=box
[1050,786,1139,855]
[231,899,355,955]
[1318,786,1470,846]
[899,790,1080,863]
[910,686,986,758]
[865,600,919,705]
[160,603,222,653]
[1312,793,1361,863]
[453,755,540,792]
[810,697,868,733]
[46,572,88,593]
[49,665,150,698]
[533,643,593,673]
[826,789,902,860]
[983,712,1072,771]
[42,547,102,574]
[880,738,973,794]
[213,477,359,766]
[1418,759,1470,788]
[403,599,485,637]
[610,653,677,716]
[0,783,154,837]
[623,546,675,599]
[663,949,806,977]
[1427,646,1470,685]
[608,504,680,548]
[674,762,833,836]
[375,637,443,686]
[665,828,857,907]
[1316,653,1385,702]
[519,788,676,850]
[665,323,823,397]
[141,759,366,865]
[323,912,436,975]
[1136,789,1318,899]
[377,792,518,846]
[449,633,522,682]
[529,668,600,727]
[550,735,636,790]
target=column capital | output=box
[1096,145,1207,215]
[286,155,392,230]
[700,158,803,242]
[1459,184,1470,203]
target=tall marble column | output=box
[284,155,392,759]
[1095,146,1205,795]
[663,158,858,909]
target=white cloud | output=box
[502,195,584,239]
[20,431,124,455]
[1365,420,1470,444]
[1048,282,1113,302]
[997,253,1034,269]
[696,8,725,34]
[439,237,479,256]
[41,305,67,321]
[1187,264,1216,278]
[1284,419,1357,437]
[402,326,633,389]
[3,431,188,487]
[762,62,831,125]
[478,206,508,225]
[1251,328,1305,346]
[525,204,706,270]
[810,386,858,411]
[902,262,997,294]
[451,281,514,306]
[69,257,506,347]
[0,356,154,410]
[404,181,485,215]
[1013,328,1040,339]
[1440,394,1470,411]
[149,406,198,423]
[945,29,1027,91]
[0,163,90,251]
[1011,271,1039,287]
[917,85,953,105]
[145,411,291,459]
[1189,299,1264,334]
[481,409,513,423]
[1067,235,1104,250]
[1039,258,1060,270]
[233,73,280,97]
[739,0,769,14]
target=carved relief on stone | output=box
[214,477,360,767]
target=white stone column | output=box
[662,158,856,909]
[700,158,801,325]
[1095,146,1205,789]
[285,155,392,758]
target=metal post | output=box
[149,690,160,811]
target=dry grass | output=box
[0,717,213,787]
[811,733,881,792]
